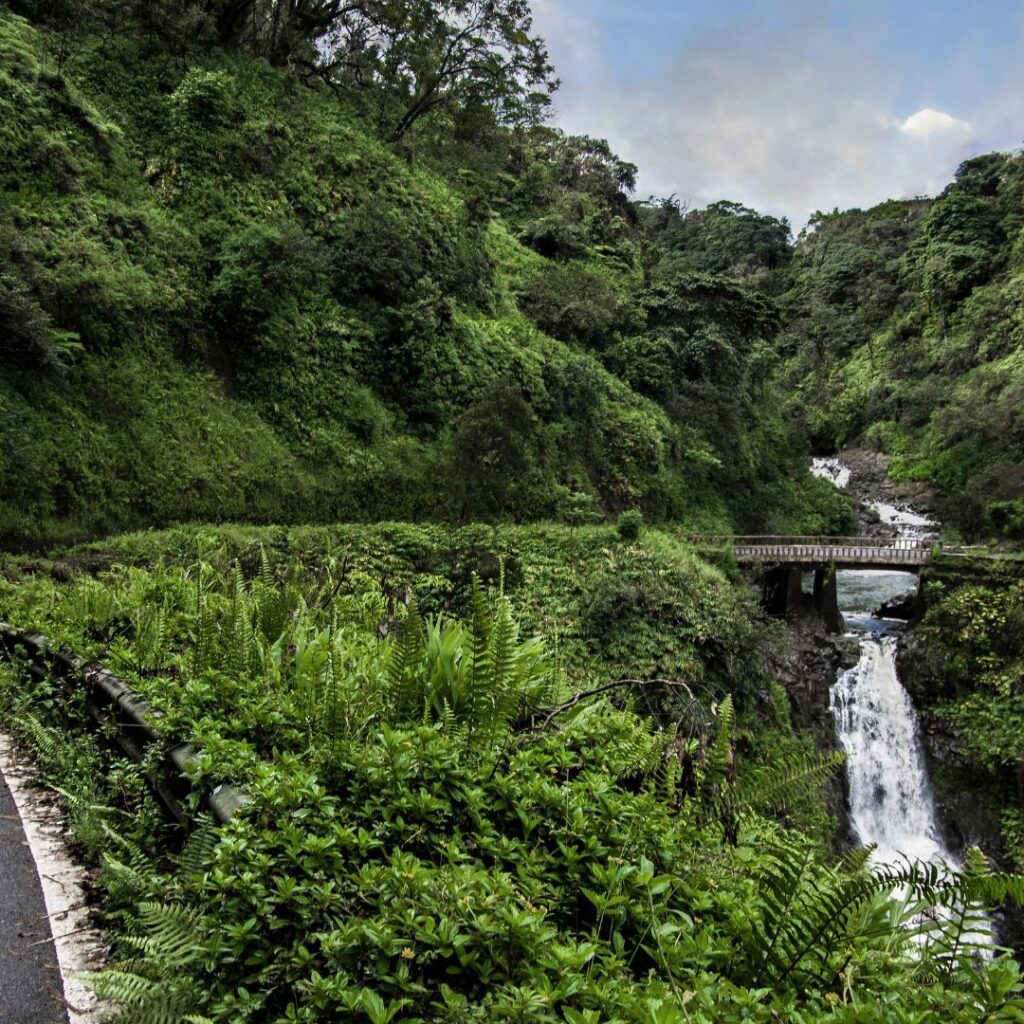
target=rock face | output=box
[897,634,1024,951]
[764,615,860,848]
[834,448,939,537]
[873,590,920,621]
[840,448,938,510]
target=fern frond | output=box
[486,595,517,736]
[738,751,846,815]
[124,902,199,967]
[386,596,424,719]
[468,577,492,729]
[89,968,192,1024]
[178,815,217,879]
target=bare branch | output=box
[534,677,702,730]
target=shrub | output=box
[616,508,643,540]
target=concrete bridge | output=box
[687,535,932,572]
[686,535,933,631]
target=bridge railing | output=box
[685,535,932,551]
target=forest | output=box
[2,2,1024,1022]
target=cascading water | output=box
[812,457,991,948]
[810,457,851,490]
[831,638,947,867]
[812,458,951,867]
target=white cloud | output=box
[899,108,972,138]
[532,1,1018,227]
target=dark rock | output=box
[873,590,919,621]
[762,615,861,850]
[837,448,939,537]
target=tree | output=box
[336,0,558,141]
[641,197,792,285]
[190,2,558,142]
[911,192,1005,315]
[447,383,534,520]
[204,0,366,62]
[519,262,635,347]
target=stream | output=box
[810,458,952,868]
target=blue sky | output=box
[532,0,1024,227]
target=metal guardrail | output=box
[0,624,245,825]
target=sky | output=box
[531,0,1024,229]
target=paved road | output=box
[0,768,67,1024]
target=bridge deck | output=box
[687,535,931,568]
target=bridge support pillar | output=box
[812,566,844,633]
[763,567,803,618]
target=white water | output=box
[812,456,952,866]
[812,457,993,948]
[810,456,851,490]
[871,501,938,537]
[830,639,947,866]
[810,456,939,538]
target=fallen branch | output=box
[534,678,702,730]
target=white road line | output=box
[0,734,108,1023]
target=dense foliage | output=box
[3,1,1024,1020]
[0,7,848,547]
[2,537,1023,1023]
[777,155,1024,539]
[901,557,1024,875]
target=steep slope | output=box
[0,11,847,546]
[779,154,1024,538]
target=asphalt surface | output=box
[0,769,67,1024]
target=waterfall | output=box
[830,638,948,866]
[810,456,851,489]
[811,457,992,947]
[811,458,951,864]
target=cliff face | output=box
[898,620,1024,951]
[762,613,859,849]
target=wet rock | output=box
[763,616,861,849]
[873,590,919,621]
[835,448,939,536]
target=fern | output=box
[737,750,846,816]
[98,823,161,902]
[742,836,993,990]
[191,568,218,678]
[322,627,341,756]
[88,899,204,1024]
[484,594,517,742]
[178,814,217,880]
[224,561,257,677]
[121,902,199,967]
[468,577,492,731]
[88,968,192,1024]
[386,595,425,720]
[129,602,170,674]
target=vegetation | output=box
[776,155,1024,539]
[901,557,1024,875]
[0,5,850,548]
[3,539,1024,1023]
[3,1,1024,1020]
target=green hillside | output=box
[0,9,846,547]
[777,155,1024,538]
[3,4,1024,1022]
